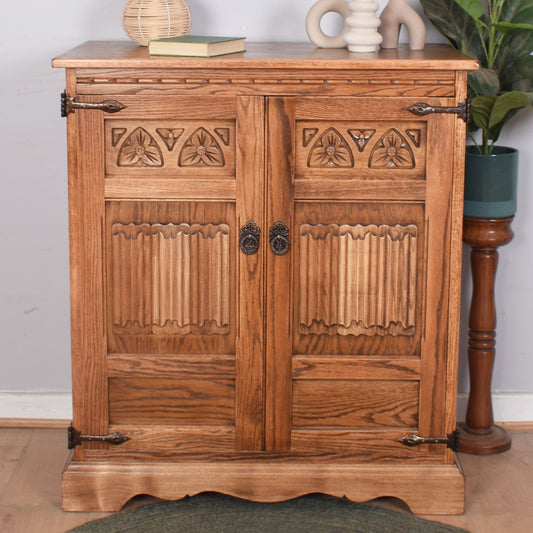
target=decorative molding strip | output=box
[77,76,455,87]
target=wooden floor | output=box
[0,425,531,533]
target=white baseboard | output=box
[456,393,533,422]
[1,391,532,423]
[0,392,72,420]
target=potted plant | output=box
[419,0,533,218]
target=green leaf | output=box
[453,0,485,20]
[494,22,533,31]
[489,91,532,128]
[468,69,499,95]
[471,95,496,130]
[419,0,486,61]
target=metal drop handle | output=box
[240,221,261,255]
[269,222,290,256]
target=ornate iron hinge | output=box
[404,99,471,123]
[61,91,126,117]
[67,425,130,449]
[399,430,459,452]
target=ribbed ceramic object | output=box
[343,0,383,53]
[122,0,192,46]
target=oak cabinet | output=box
[53,42,477,514]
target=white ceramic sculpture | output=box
[378,0,426,50]
[305,0,351,49]
[343,0,383,53]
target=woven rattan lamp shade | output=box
[122,0,192,46]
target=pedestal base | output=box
[62,458,465,514]
[458,424,512,455]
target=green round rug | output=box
[67,493,469,533]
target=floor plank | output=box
[0,428,531,532]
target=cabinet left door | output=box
[68,94,265,461]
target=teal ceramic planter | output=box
[464,146,518,219]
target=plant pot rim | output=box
[466,145,518,157]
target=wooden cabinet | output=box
[53,42,477,514]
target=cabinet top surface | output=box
[52,41,478,71]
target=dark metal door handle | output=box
[269,221,290,255]
[240,221,261,255]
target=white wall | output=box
[0,1,531,418]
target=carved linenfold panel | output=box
[296,121,426,179]
[105,120,235,176]
[308,128,354,168]
[369,129,415,169]
[179,128,225,167]
[118,127,164,167]
[299,223,418,337]
[110,222,231,336]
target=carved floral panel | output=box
[296,121,426,179]
[105,120,235,177]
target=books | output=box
[148,35,246,57]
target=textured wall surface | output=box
[0,1,531,405]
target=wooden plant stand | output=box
[459,216,514,454]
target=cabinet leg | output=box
[458,217,513,454]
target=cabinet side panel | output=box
[69,96,108,452]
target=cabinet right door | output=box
[265,96,459,462]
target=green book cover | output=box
[151,35,245,45]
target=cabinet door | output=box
[265,96,458,462]
[69,95,265,460]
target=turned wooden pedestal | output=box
[459,216,514,454]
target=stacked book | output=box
[148,35,246,57]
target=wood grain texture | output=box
[264,97,295,452]
[69,96,108,456]
[54,43,472,512]
[108,378,235,426]
[52,42,478,71]
[234,96,265,451]
[292,380,419,428]
[61,460,464,514]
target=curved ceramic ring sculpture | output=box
[305,0,351,49]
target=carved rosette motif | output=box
[308,128,354,167]
[369,129,415,169]
[299,223,418,337]
[179,128,225,167]
[117,127,164,167]
[110,223,231,336]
